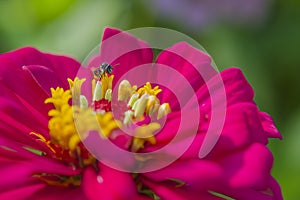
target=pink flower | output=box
[0,27,283,200]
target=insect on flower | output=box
[93,62,115,78]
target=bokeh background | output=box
[0,0,299,198]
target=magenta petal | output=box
[0,152,83,200]
[82,163,138,199]
[219,68,255,106]
[101,28,153,66]
[0,148,80,192]
[29,185,85,200]
[0,66,50,117]
[88,28,154,86]
[217,187,275,200]
[181,68,255,141]
[0,47,79,117]
[0,80,51,125]
[155,42,216,100]
[144,159,222,190]
[0,181,44,200]
[0,97,49,148]
[259,112,282,139]
[0,47,79,88]
[191,68,254,112]
[0,153,46,193]
[43,51,80,88]
[141,177,224,200]
[23,65,65,96]
[205,103,269,157]
[269,177,283,200]
[221,143,273,190]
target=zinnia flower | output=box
[0,27,282,200]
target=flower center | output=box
[30,66,171,188]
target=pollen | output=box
[46,90,79,150]
[96,112,121,138]
[118,80,171,125]
[68,77,86,105]
[137,82,162,96]
[100,73,114,96]
[44,87,71,110]
[131,123,160,152]
[157,103,171,120]
[45,78,94,151]
[118,80,137,102]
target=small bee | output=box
[93,62,114,78]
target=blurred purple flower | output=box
[145,0,272,30]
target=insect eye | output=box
[107,66,113,73]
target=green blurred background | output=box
[0,0,299,198]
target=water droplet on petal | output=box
[97,175,104,184]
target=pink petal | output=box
[155,42,217,110]
[259,112,282,139]
[0,147,81,193]
[269,177,283,200]
[214,187,275,200]
[87,28,154,86]
[0,97,50,152]
[82,163,139,200]
[0,47,79,118]
[42,51,80,88]
[0,82,50,126]
[187,68,255,112]
[219,68,255,106]
[0,156,82,200]
[143,159,222,190]
[0,47,79,88]
[29,184,85,200]
[203,103,269,158]
[0,181,45,200]
[23,65,65,96]
[141,177,224,200]
[146,102,268,160]
[220,143,273,190]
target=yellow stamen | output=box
[133,94,149,118]
[157,103,171,120]
[47,102,77,150]
[101,73,114,97]
[146,95,160,115]
[68,78,86,105]
[131,123,160,152]
[137,82,162,96]
[128,93,139,108]
[96,112,121,138]
[123,110,134,125]
[30,132,56,153]
[105,89,112,101]
[44,87,71,110]
[118,80,137,102]
[80,95,88,109]
[93,81,103,101]
[92,79,96,98]
[45,86,99,151]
